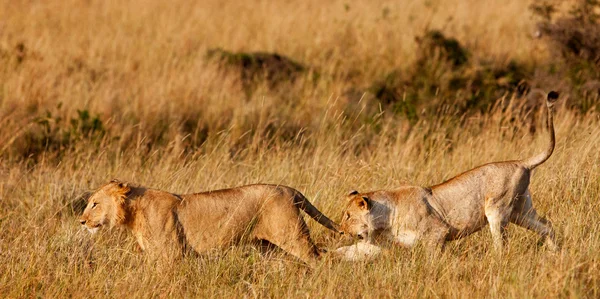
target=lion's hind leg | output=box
[254,209,320,266]
[265,223,320,266]
[510,191,558,251]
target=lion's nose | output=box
[79,219,86,225]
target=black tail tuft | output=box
[548,91,559,103]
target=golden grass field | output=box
[1,0,599,297]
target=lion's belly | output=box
[444,209,487,240]
[429,185,487,240]
[183,219,259,253]
[441,199,487,240]
[176,201,261,253]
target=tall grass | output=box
[1,0,599,297]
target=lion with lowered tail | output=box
[79,180,340,265]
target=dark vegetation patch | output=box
[416,30,470,68]
[206,48,307,88]
[532,0,600,112]
[0,42,43,68]
[16,104,105,160]
[365,30,532,122]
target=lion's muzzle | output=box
[356,231,368,240]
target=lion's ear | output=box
[357,196,372,210]
[347,190,359,196]
[116,182,130,194]
[110,180,131,200]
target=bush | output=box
[206,48,307,88]
[365,30,532,122]
[18,105,105,159]
[533,0,600,112]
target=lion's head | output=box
[339,190,373,241]
[79,179,130,234]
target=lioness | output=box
[340,91,560,253]
[79,181,340,265]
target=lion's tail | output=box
[523,91,560,170]
[293,192,341,234]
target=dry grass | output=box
[1,0,600,297]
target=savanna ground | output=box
[1,0,600,297]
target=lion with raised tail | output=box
[339,91,560,256]
[79,181,340,265]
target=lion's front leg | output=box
[134,217,185,265]
[141,235,183,266]
[420,217,450,254]
[484,202,511,252]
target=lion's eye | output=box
[92,202,98,209]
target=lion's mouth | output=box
[82,223,102,234]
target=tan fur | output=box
[335,242,383,261]
[339,91,560,254]
[79,180,340,265]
